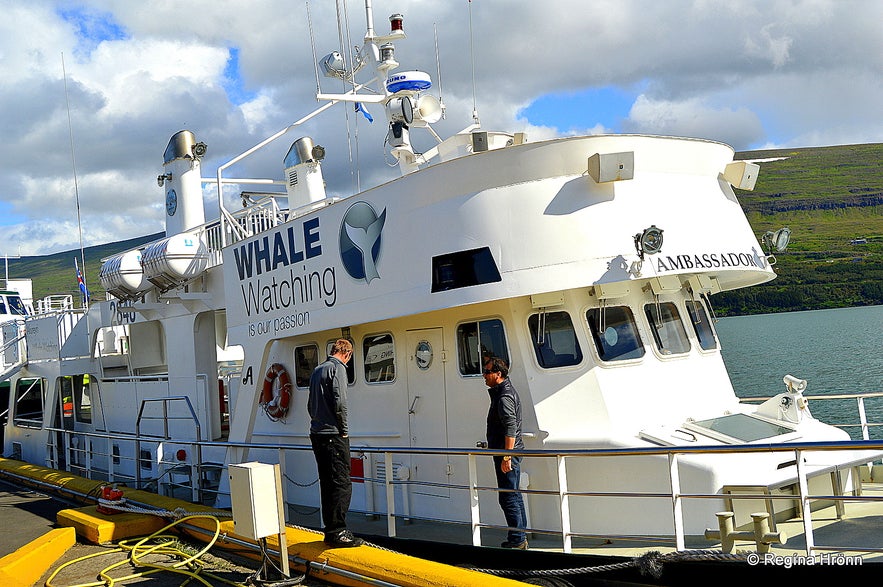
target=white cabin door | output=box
[405,328,450,499]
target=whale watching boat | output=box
[2,2,881,582]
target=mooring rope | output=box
[470,549,750,579]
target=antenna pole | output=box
[62,52,89,307]
[467,0,479,125]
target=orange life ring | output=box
[261,363,292,420]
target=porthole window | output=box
[457,319,510,375]
[294,344,319,388]
[364,334,395,383]
[686,300,718,350]
[586,307,645,362]
[528,311,582,368]
[644,302,691,355]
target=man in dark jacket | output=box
[483,356,528,549]
[308,338,363,547]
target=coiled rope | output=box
[45,514,241,587]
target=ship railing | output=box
[36,427,883,560]
[741,391,883,442]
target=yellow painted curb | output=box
[1,458,527,586]
[0,526,75,587]
[58,505,169,544]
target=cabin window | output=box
[457,318,510,375]
[0,298,6,314]
[326,339,356,385]
[58,374,93,423]
[644,302,691,355]
[363,334,395,383]
[431,247,502,292]
[685,300,718,350]
[528,311,583,368]
[12,378,46,428]
[6,295,27,315]
[586,307,644,362]
[294,345,320,388]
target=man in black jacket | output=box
[483,356,528,549]
[308,338,363,547]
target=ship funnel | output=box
[284,137,327,209]
[159,130,206,236]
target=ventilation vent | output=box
[288,169,298,187]
[11,442,22,461]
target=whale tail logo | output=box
[340,202,386,283]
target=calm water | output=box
[716,305,883,438]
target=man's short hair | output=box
[331,338,353,356]
[484,356,509,378]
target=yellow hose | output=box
[45,514,248,587]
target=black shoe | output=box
[501,539,528,550]
[324,530,365,547]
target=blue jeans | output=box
[494,456,527,544]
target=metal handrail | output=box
[41,421,883,558]
[741,391,883,440]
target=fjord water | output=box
[716,305,883,439]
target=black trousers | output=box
[310,433,352,536]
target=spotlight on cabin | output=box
[156,172,172,187]
[321,51,347,79]
[191,141,207,159]
[634,225,664,260]
[763,227,791,254]
[761,227,791,266]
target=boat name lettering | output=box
[240,266,337,318]
[656,252,761,272]
[233,218,322,280]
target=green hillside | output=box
[718,143,883,315]
[3,143,882,315]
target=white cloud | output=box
[0,0,880,257]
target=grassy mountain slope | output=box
[717,143,883,315]
[4,143,882,315]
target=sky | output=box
[0,0,881,260]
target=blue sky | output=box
[0,0,880,255]
[521,86,640,135]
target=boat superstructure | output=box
[1,2,874,547]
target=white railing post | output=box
[796,448,814,556]
[468,453,481,547]
[385,452,396,537]
[668,452,685,551]
[857,397,869,440]
[557,455,572,553]
[277,448,289,522]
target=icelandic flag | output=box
[75,258,89,304]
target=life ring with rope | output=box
[261,363,292,420]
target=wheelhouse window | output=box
[13,378,46,428]
[644,302,691,355]
[431,247,502,292]
[294,344,320,388]
[457,318,510,375]
[363,334,395,383]
[685,300,718,350]
[6,295,27,315]
[528,311,582,368]
[586,306,644,362]
[326,339,356,385]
